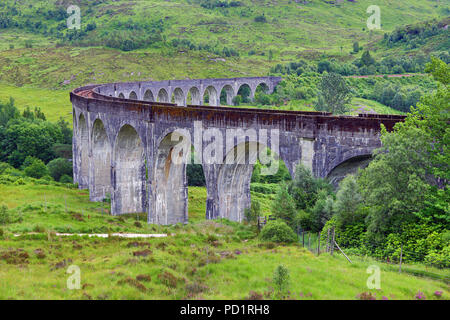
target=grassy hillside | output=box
[0,0,447,89]
[0,178,448,300]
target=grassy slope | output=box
[0,0,444,120]
[0,180,448,300]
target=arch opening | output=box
[118,93,125,99]
[171,87,185,106]
[220,85,235,106]
[203,86,219,106]
[236,83,252,104]
[255,82,269,94]
[129,91,138,100]
[217,141,290,221]
[113,125,146,215]
[143,89,155,102]
[91,119,111,201]
[157,88,169,103]
[187,87,201,105]
[327,155,372,188]
[155,131,192,225]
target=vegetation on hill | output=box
[267,58,450,268]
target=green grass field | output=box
[0,179,448,300]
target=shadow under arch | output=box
[171,87,185,106]
[78,113,89,188]
[143,89,155,102]
[187,87,201,105]
[236,83,252,103]
[154,130,192,225]
[203,86,219,106]
[326,154,372,188]
[112,124,146,215]
[220,84,235,106]
[118,92,125,99]
[157,88,169,103]
[217,140,290,221]
[129,91,138,100]
[91,118,111,201]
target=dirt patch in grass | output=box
[158,270,185,288]
[34,248,46,259]
[136,274,151,282]
[126,241,151,248]
[118,277,148,293]
[50,258,72,271]
[0,248,29,264]
[132,249,152,257]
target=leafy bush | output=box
[23,157,49,179]
[424,246,450,268]
[273,265,290,299]
[244,200,260,224]
[59,174,73,183]
[0,205,10,225]
[47,158,72,181]
[260,220,297,243]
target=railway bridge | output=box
[71,76,404,224]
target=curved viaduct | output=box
[71,76,405,225]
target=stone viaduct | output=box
[71,76,405,225]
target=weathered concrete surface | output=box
[71,78,405,225]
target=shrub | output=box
[59,174,73,183]
[23,157,49,179]
[260,220,297,243]
[424,245,450,268]
[0,205,10,225]
[273,265,290,299]
[47,158,72,181]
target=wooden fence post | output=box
[302,231,305,247]
[326,228,330,253]
[331,227,335,256]
[308,232,311,250]
[317,232,320,256]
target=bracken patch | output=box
[132,249,152,257]
[0,249,29,264]
[117,277,147,292]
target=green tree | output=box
[271,184,297,229]
[310,190,334,231]
[333,175,363,227]
[360,50,375,66]
[273,265,290,299]
[315,72,352,114]
[23,157,49,179]
[359,58,449,243]
[260,220,297,243]
[47,158,73,181]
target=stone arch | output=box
[171,87,185,106]
[187,87,201,105]
[217,140,284,221]
[78,113,89,189]
[129,91,138,100]
[157,88,169,103]
[327,154,372,188]
[203,86,219,106]
[236,83,252,103]
[143,89,155,102]
[154,130,192,225]
[255,82,269,94]
[118,92,125,99]
[220,85,235,106]
[112,124,146,215]
[91,118,112,201]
